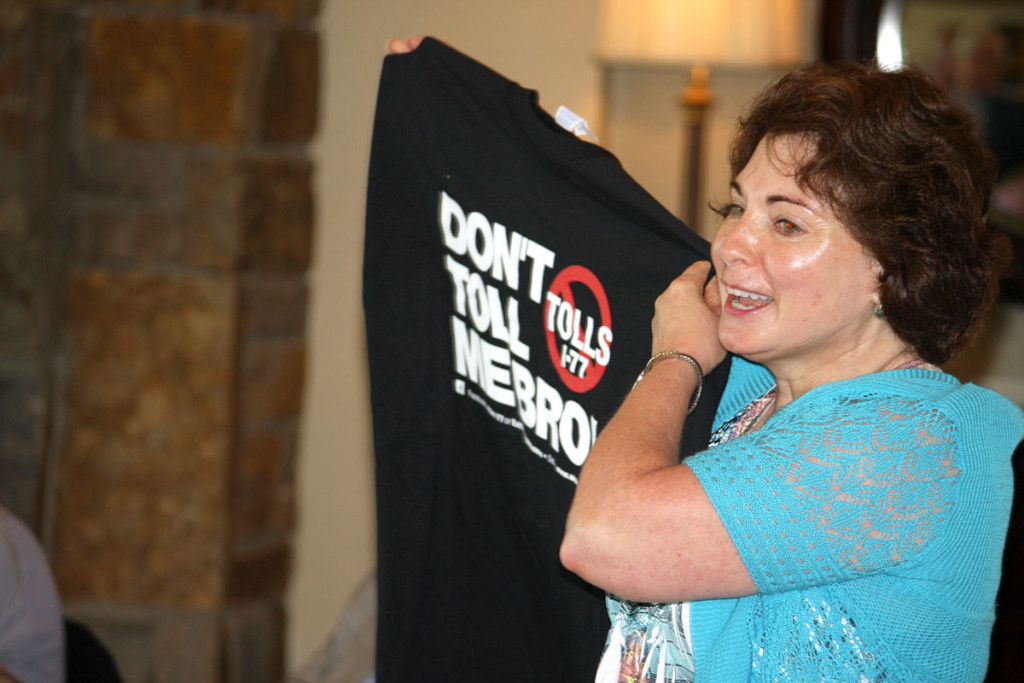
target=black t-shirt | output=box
[364,37,729,682]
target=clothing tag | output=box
[555,105,599,142]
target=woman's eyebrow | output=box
[767,194,812,210]
[731,180,812,211]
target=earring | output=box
[875,303,885,318]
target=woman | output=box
[560,61,1024,682]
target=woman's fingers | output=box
[651,261,725,372]
[387,36,425,54]
[704,274,722,311]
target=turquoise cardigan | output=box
[686,357,1024,682]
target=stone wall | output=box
[0,1,318,680]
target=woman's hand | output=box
[387,36,425,54]
[651,260,726,375]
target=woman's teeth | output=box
[725,285,773,311]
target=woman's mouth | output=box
[724,285,773,311]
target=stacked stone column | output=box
[0,2,318,680]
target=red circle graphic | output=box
[544,265,612,393]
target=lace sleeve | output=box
[688,391,961,594]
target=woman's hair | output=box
[730,60,1010,364]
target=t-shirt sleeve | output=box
[688,388,962,594]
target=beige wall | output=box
[290,0,1024,670]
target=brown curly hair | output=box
[729,60,1010,364]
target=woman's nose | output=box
[713,217,755,267]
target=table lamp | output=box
[595,0,803,231]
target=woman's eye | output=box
[777,219,802,235]
[714,203,743,220]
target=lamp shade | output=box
[595,0,803,67]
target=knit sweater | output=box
[684,357,1024,682]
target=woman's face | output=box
[710,136,883,372]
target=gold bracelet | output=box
[632,350,703,416]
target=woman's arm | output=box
[560,261,757,603]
